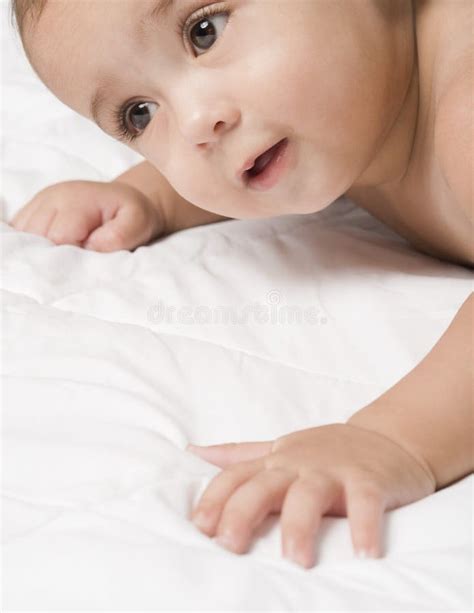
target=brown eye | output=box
[187,12,228,54]
[127,101,158,131]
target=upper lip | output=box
[236,138,285,183]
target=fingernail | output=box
[187,444,202,452]
[356,549,369,559]
[284,540,311,568]
[216,531,238,552]
[355,548,377,560]
[192,511,209,530]
[192,510,212,531]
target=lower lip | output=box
[246,138,290,191]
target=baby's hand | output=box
[9,180,164,252]
[187,423,436,568]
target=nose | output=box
[181,104,241,147]
[172,80,241,146]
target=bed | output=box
[1,4,472,610]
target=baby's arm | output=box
[10,160,230,251]
[187,293,473,567]
[348,292,473,489]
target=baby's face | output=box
[26,0,409,218]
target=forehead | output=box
[27,0,157,61]
[25,0,170,115]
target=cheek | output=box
[158,159,230,213]
[141,124,233,215]
[140,116,171,174]
[235,25,347,144]
[241,8,386,161]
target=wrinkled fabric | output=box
[1,3,473,609]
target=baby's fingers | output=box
[188,441,273,468]
[10,200,51,236]
[215,468,294,554]
[191,459,263,537]
[10,200,44,232]
[47,206,100,246]
[84,202,157,252]
[23,207,59,238]
[345,481,387,559]
[280,474,340,568]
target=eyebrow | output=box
[139,0,175,30]
[89,0,175,129]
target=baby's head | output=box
[12,0,417,218]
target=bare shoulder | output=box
[434,44,473,225]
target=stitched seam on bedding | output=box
[3,357,376,388]
[3,308,377,387]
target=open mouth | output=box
[246,139,287,178]
[244,138,290,191]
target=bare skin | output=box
[12,1,472,264]
[8,0,473,568]
[347,0,473,268]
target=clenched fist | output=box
[9,179,164,252]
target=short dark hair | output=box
[11,0,48,39]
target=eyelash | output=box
[110,3,230,144]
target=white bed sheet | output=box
[1,4,473,610]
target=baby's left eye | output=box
[186,11,229,55]
[126,101,159,132]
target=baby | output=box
[9,0,473,569]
